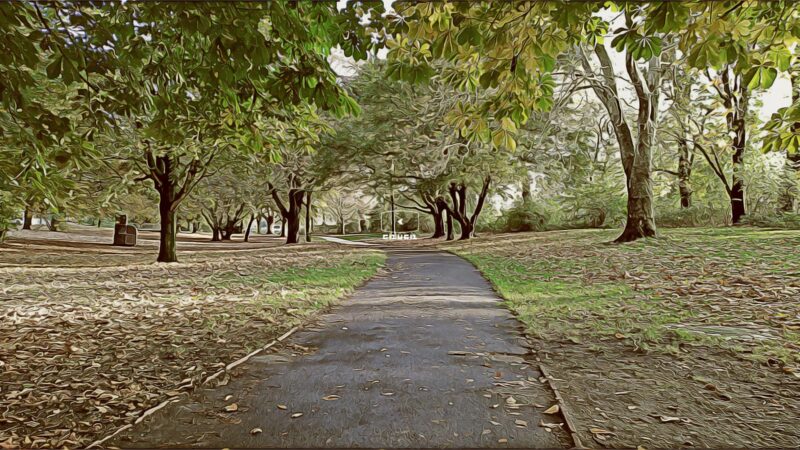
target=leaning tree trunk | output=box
[244,215,255,242]
[22,208,32,230]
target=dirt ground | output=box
[0,225,383,448]
[1,225,288,267]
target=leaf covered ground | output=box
[440,228,800,448]
[0,228,384,448]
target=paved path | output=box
[318,235,376,246]
[113,250,566,448]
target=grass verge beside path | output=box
[0,240,384,449]
[442,228,800,448]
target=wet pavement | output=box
[113,249,567,448]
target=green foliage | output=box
[0,190,16,241]
[494,200,548,233]
[387,2,595,150]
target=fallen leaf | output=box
[505,396,517,405]
[322,395,340,401]
[659,416,681,423]
[291,412,303,418]
[498,438,508,444]
[628,405,638,410]
[277,404,287,410]
[589,427,614,435]
[250,427,263,435]
[489,420,501,426]
[540,420,562,429]
[543,404,560,414]
[224,403,238,412]
[482,429,491,435]
[515,419,528,427]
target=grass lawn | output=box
[0,229,384,448]
[441,227,800,448]
[324,233,385,242]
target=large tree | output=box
[2,2,385,260]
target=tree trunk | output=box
[244,215,255,242]
[582,42,660,243]
[431,204,445,239]
[285,209,300,244]
[274,189,304,245]
[211,227,220,241]
[305,191,312,243]
[338,216,345,235]
[47,216,59,231]
[459,219,474,239]
[678,140,693,208]
[22,208,32,230]
[280,217,286,237]
[779,67,800,212]
[191,221,199,233]
[521,174,532,205]
[256,216,262,234]
[445,209,454,241]
[390,192,396,234]
[266,215,274,235]
[157,180,178,263]
[729,83,748,224]
[446,175,491,240]
[730,182,746,224]
[615,136,657,242]
[779,153,800,212]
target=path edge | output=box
[88,249,388,448]
[86,327,300,449]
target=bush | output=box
[0,192,19,243]
[655,205,730,228]
[741,212,800,229]
[494,201,548,233]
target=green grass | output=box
[265,253,385,288]
[447,227,800,362]
[460,253,678,343]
